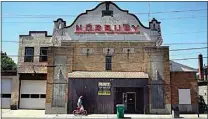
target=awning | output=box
[68,71,149,78]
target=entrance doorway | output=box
[114,87,144,114]
[123,92,136,113]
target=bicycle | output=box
[73,107,87,116]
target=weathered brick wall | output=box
[171,72,197,104]
[18,31,52,73]
[164,49,171,105]
[144,46,171,113]
[46,41,171,113]
[63,42,158,72]
[46,46,72,103]
[46,46,73,113]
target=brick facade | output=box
[17,31,52,110]
[18,31,52,74]
[46,41,171,114]
[171,72,197,113]
[45,42,197,114]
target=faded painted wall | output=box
[51,2,162,46]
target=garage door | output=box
[20,80,46,109]
[1,79,12,108]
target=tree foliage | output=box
[1,51,17,70]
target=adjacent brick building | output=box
[170,61,198,113]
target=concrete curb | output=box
[2,110,207,119]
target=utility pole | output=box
[148,2,150,22]
[204,64,207,80]
[197,85,199,118]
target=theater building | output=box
[15,1,198,114]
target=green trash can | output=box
[116,104,124,118]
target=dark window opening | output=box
[1,94,11,98]
[106,56,112,71]
[31,94,39,98]
[39,47,48,62]
[24,47,34,62]
[102,2,113,17]
[21,94,30,98]
[153,24,156,30]
[40,94,46,98]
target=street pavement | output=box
[1,109,208,119]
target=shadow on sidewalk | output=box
[123,117,131,119]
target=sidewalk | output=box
[1,109,207,119]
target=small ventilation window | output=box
[1,94,11,98]
[31,94,39,98]
[21,94,30,98]
[40,94,46,98]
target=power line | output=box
[1,32,207,40]
[2,40,207,47]
[163,42,207,45]
[2,16,207,26]
[134,8,207,14]
[4,47,208,58]
[1,30,207,44]
[170,47,207,51]
[2,22,52,23]
[170,52,207,56]
[2,15,207,20]
[3,31,208,37]
[148,2,150,22]
[2,8,207,17]
[159,15,207,20]
[171,57,208,61]
[11,57,208,67]
[5,52,207,58]
[166,31,207,34]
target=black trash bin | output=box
[10,104,18,110]
[172,106,180,118]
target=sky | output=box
[1,1,207,69]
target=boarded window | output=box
[52,69,66,107]
[24,47,34,62]
[151,81,165,109]
[178,89,191,104]
[52,84,66,107]
[52,56,67,107]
